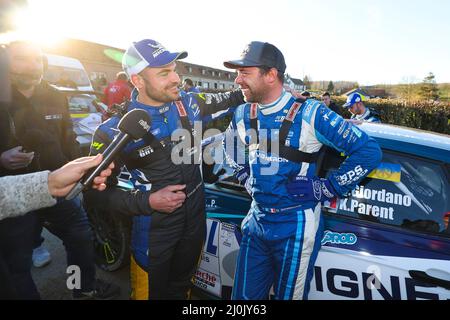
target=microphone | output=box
[65,108,151,200]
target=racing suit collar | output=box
[354,108,371,121]
[130,88,171,115]
[258,90,292,115]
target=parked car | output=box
[86,122,450,300]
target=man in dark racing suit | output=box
[84,39,243,300]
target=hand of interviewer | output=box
[48,154,114,197]
[149,185,187,213]
[286,176,337,203]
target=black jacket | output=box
[0,81,81,176]
[83,90,243,216]
[328,101,342,115]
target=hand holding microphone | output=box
[48,154,114,197]
[65,109,151,200]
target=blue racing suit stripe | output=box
[276,238,290,296]
[302,213,324,300]
[283,211,305,300]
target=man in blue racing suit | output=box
[223,41,382,300]
[84,39,243,299]
[344,92,381,123]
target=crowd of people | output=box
[0,37,382,300]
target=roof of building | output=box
[290,78,304,85]
[176,61,236,82]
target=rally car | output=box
[196,122,450,300]
[88,122,450,300]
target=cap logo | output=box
[148,41,167,58]
[241,45,250,58]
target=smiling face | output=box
[131,62,181,106]
[234,67,269,103]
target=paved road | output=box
[31,229,131,300]
[31,230,202,300]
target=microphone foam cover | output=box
[118,109,151,140]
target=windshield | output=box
[44,65,91,87]
[68,94,97,113]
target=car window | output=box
[68,95,96,113]
[324,150,450,237]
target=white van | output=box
[43,53,104,154]
[43,53,94,91]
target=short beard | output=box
[242,87,265,104]
[142,77,179,104]
[11,73,42,90]
[144,86,178,104]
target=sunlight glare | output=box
[11,6,65,47]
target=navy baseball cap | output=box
[122,39,187,77]
[224,41,286,73]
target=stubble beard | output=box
[143,78,180,104]
[242,86,265,104]
[11,73,42,90]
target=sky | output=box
[5,0,450,85]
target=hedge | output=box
[203,90,450,135]
[333,97,450,135]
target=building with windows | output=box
[44,39,304,93]
[176,62,237,91]
[284,75,306,92]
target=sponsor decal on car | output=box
[321,230,358,246]
[311,249,450,300]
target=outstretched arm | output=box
[189,90,244,123]
[0,154,113,220]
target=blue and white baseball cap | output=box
[343,92,364,108]
[122,39,188,77]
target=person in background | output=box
[300,90,311,97]
[102,71,132,108]
[343,92,380,122]
[321,91,341,115]
[55,71,77,89]
[182,78,201,93]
